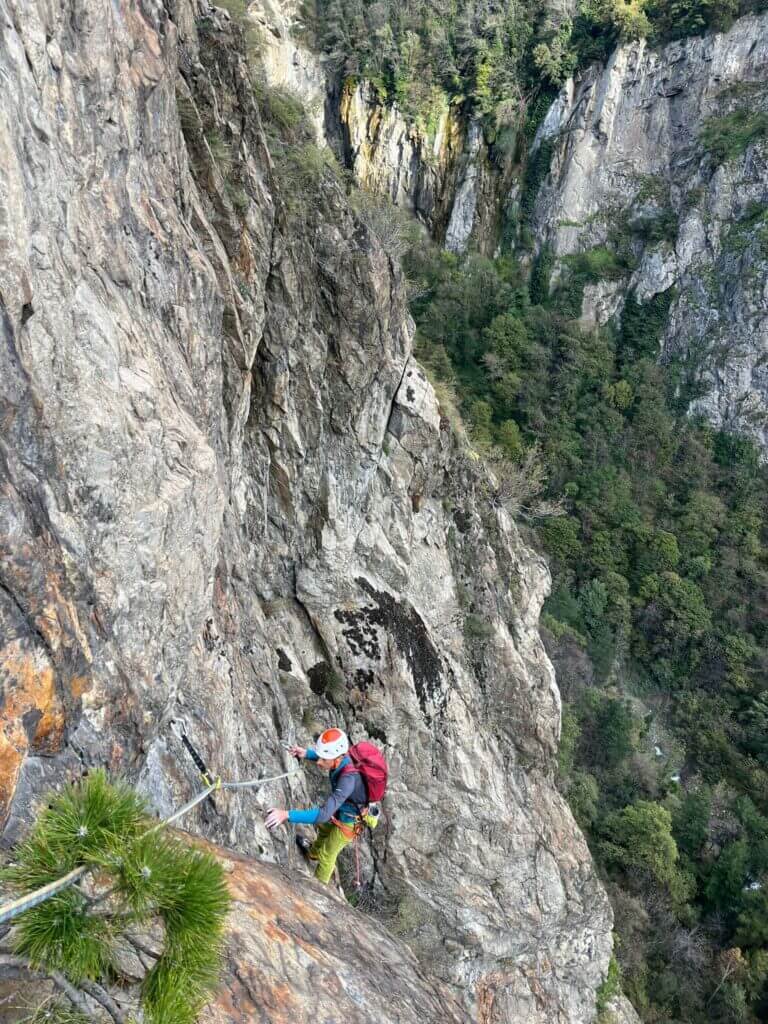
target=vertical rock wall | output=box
[0,0,614,1020]
[531,13,768,448]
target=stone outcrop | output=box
[201,837,468,1024]
[532,13,768,448]
[0,0,613,1021]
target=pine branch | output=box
[79,978,128,1024]
[0,954,98,1020]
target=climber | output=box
[264,727,385,885]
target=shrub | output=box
[618,289,673,364]
[484,444,566,519]
[262,86,308,132]
[565,246,627,282]
[602,801,679,886]
[529,245,554,305]
[701,109,768,165]
[589,0,651,38]
[597,954,623,1015]
[2,771,230,1023]
[351,191,421,256]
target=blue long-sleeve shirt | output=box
[287,752,367,825]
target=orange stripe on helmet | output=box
[320,728,343,743]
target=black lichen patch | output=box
[365,721,387,745]
[355,668,375,691]
[334,606,383,660]
[356,577,445,722]
[453,508,472,534]
[406,386,415,402]
[276,648,293,672]
[308,662,342,697]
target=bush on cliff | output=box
[701,108,768,164]
[1,771,230,1024]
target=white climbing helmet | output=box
[313,727,349,760]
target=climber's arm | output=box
[312,773,357,825]
[286,773,356,826]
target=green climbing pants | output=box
[308,813,379,885]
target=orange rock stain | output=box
[0,641,66,820]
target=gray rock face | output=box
[334,79,461,238]
[607,995,643,1024]
[445,120,483,253]
[533,13,768,448]
[0,0,612,1020]
[250,0,327,142]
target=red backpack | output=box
[340,741,388,804]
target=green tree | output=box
[647,0,740,40]
[2,772,230,1023]
[634,528,681,578]
[496,419,525,461]
[672,788,711,860]
[469,399,494,448]
[705,840,750,918]
[737,888,768,948]
[603,801,679,886]
[597,0,652,37]
[542,516,583,564]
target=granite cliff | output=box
[0,1,614,1022]
[532,11,768,450]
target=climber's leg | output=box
[307,822,332,861]
[310,822,351,884]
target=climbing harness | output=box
[330,815,365,841]
[0,726,302,927]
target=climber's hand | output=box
[288,745,306,760]
[265,808,289,831]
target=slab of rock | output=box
[201,838,465,1024]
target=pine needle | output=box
[13,889,116,982]
[3,771,148,891]
[5,771,230,1023]
[21,1001,93,1024]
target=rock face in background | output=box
[532,13,768,448]
[0,1,612,1022]
[250,0,511,253]
[333,78,463,239]
[331,82,513,253]
[250,0,326,141]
